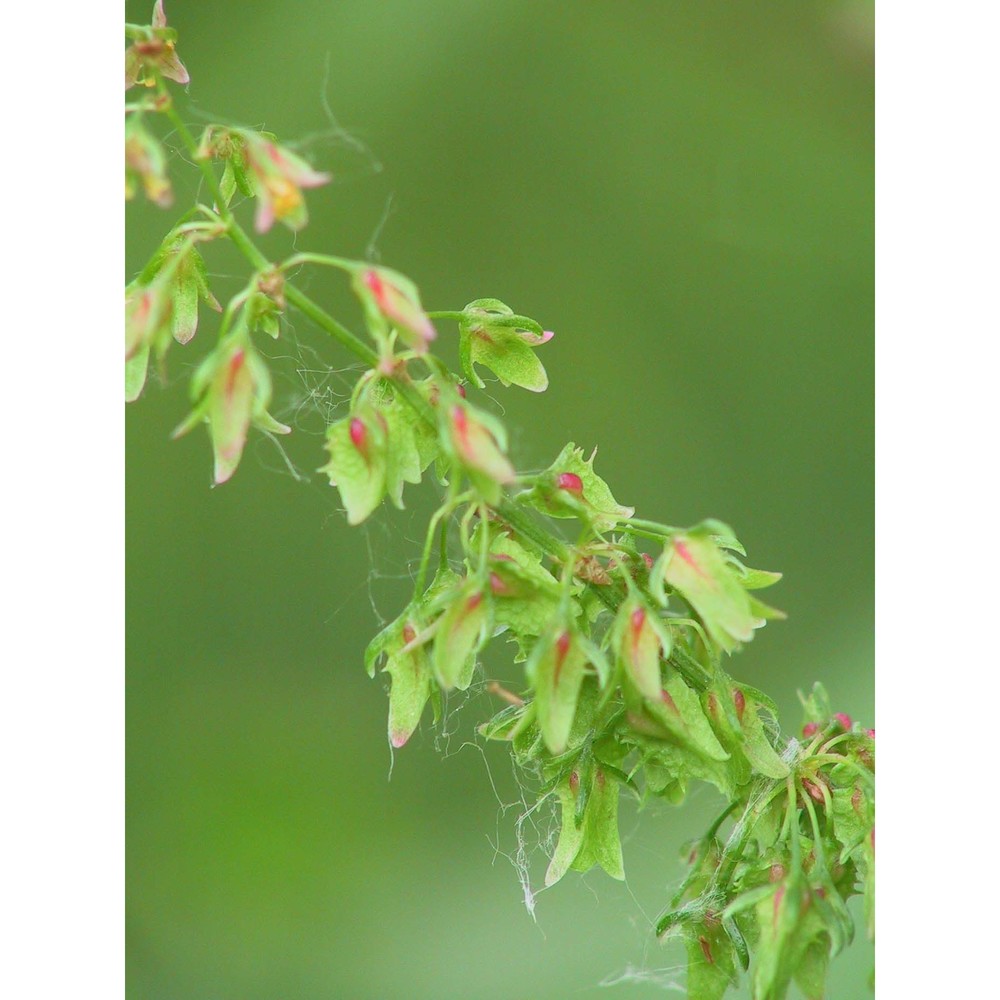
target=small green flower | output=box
[125,115,172,207]
[444,401,516,504]
[458,298,552,392]
[352,266,436,353]
[241,131,331,233]
[173,338,289,484]
[125,2,189,91]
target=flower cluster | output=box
[125,12,874,997]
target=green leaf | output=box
[684,922,738,1000]
[544,775,587,887]
[400,379,442,471]
[219,159,238,206]
[736,566,783,590]
[830,784,873,864]
[457,299,551,392]
[431,581,490,691]
[545,765,625,886]
[613,598,666,701]
[384,631,433,748]
[382,401,423,507]
[642,675,730,763]
[740,700,791,780]
[463,323,548,392]
[442,401,515,505]
[125,342,150,402]
[793,935,832,1000]
[752,877,830,1000]
[657,532,765,654]
[320,413,388,525]
[524,442,634,533]
[527,625,588,754]
[799,682,832,727]
[479,529,563,658]
[570,766,625,881]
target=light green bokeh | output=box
[127,2,873,996]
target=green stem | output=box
[426,310,468,322]
[282,252,358,273]
[622,517,681,537]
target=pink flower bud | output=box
[360,268,436,351]
[732,688,746,723]
[833,712,853,731]
[802,722,819,738]
[447,404,516,499]
[553,630,572,683]
[866,727,875,739]
[556,472,584,494]
[349,417,367,452]
[515,328,555,347]
[641,553,654,570]
[630,606,646,635]
[802,778,826,803]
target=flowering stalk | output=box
[125,9,873,998]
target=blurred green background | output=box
[126,1,873,997]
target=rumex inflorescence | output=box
[125,8,873,998]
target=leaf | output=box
[524,442,634,533]
[799,682,832,726]
[684,922,738,1000]
[431,581,490,691]
[125,342,150,402]
[458,298,550,392]
[382,402,423,507]
[570,766,625,881]
[642,675,730,763]
[740,700,791,780]
[545,765,625,886]
[658,532,763,654]
[527,626,588,754]
[545,775,587,887]
[443,402,515,505]
[463,323,548,392]
[384,652,432,749]
[752,878,830,1000]
[793,935,832,1000]
[613,598,666,701]
[320,413,387,525]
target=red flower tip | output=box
[556,472,584,495]
[630,606,646,634]
[802,722,819,738]
[555,630,572,661]
[833,712,853,731]
[732,688,746,722]
[349,417,367,451]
